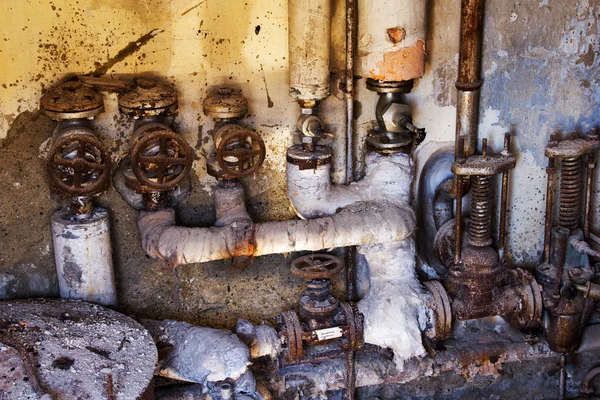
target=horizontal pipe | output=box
[139,205,415,266]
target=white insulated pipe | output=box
[357,0,427,82]
[51,207,117,307]
[287,152,413,219]
[288,0,331,101]
[138,204,414,266]
[287,151,430,367]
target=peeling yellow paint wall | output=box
[0,0,598,271]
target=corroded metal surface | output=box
[118,78,178,117]
[423,280,452,341]
[545,134,600,159]
[130,123,194,191]
[203,88,249,120]
[291,254,344,280]
[366,79,413,94]
[47,127,112,197]
[214,124,266,178]
[286,144,332,170]
[40,80,104,119]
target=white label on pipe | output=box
[314,327,343,341]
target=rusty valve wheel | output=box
[47,134,111,197]
[131,129,194,191]
[216,126,266,178]
[291,254,344,280]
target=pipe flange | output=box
[505,270,543,329]
[47,128,112,197]
[366,79,414,94]
[203,88,248,120]
[41,80,104,120]
[340,302,364,351]
[367,130,413,155]
[286,144,332,170]
[423,280,453,341]
[118,78,178,117]
[277,310,304,362]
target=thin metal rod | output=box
[344,0,356,305]
[499,133,511,257]
[559,354,566,400]
[345,247,356,302]
[584,153,595,241]
[344,349,356,400]
[499,171,509,256]
[454,175,464,265]
[543,158,556,263]
[345,0,355,185]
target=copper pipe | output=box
[455,0,485,156]
[543,158,556,263]
[584,153,595,241]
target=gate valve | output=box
[214,124,266,178]
[130,124,194,192]
[47,128,112,198]
[276,254,364,364]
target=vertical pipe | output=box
[455,0,485,157]
[288,0,331,102]
[498,133,511,257]
[345,0,356,304]
[543,158,556,263]
[356,0,427,82]
[51,207,117,307]
[345,0,355,185]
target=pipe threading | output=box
[559,157,583,231]
[469,175,493,246]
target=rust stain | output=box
[369,39,425,82]
[386,27,406,44]
[91,29,163,76]
[259,64,274,108]
[181,0,207,16]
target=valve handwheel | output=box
[47,134,111,197]
[131,129,194,191]
[290,254,344,280]
[216,126,266,178]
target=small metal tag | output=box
[314,327,343,341]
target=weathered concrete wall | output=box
[0,0,598,327]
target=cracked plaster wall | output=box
[0,0,598,325]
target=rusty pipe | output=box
[455,0,485,157]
